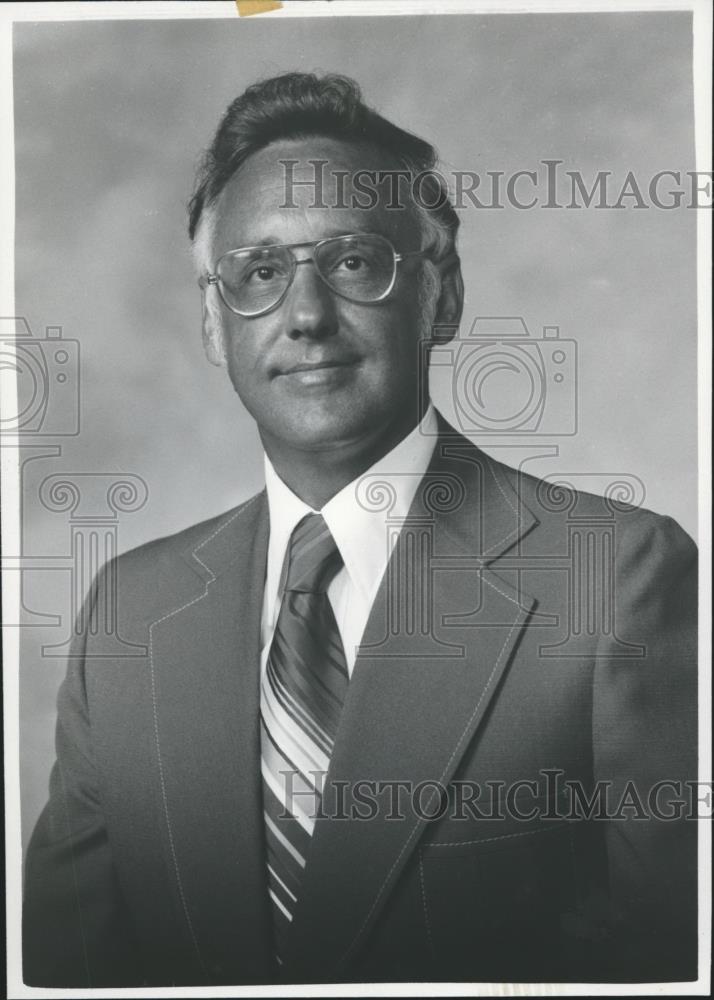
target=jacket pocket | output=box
[418,821,589,981]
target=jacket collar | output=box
[179,413,538,587]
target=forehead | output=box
[211,136,420,256]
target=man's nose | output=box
[283,260,338,340]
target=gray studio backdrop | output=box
[13,12,697,852]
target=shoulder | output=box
[491,454,697,578]
[435,416,696,567]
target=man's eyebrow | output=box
[231,236,282,248]
[228,227,392,249]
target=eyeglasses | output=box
[199,233,429,318]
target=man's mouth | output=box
[276,358,359,385]
[281,359,354,373]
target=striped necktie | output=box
[260,512,349,967]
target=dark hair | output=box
[187,71,459,258]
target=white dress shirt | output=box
[260,404,438,675]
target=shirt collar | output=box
[263,404,438,604]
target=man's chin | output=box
[287,426,377,454]
[265,415,387,457]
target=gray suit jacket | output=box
[23,420,698,986]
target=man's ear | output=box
[431,256,464,345]
[201,291,227,367]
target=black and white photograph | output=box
[1,1,711,994]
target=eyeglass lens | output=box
[215,234,397,314]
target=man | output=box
[23,72,698,987]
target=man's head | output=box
[189,73,463,468]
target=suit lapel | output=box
[285,429,539,976]
[148,493,273,983]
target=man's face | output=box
[202,137,458,460]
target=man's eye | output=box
[337,255,365,271]
[247,264,278,282]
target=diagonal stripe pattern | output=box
[260,513,349,966]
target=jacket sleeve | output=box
[22,572,145,988]
[592,511,698,981]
